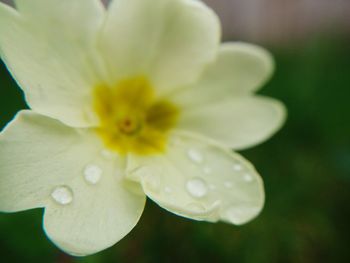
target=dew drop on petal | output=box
[225,205,260,224]
[51,186,73,205]
[224,181,233,188]
[187,148,204,164]
[164,186,172,194]
[232,164,243,171]
[243,173,254,182]
[225,206,243,223]
[203,166,212,175]
[143,174,161,192]
[186,178,208,198]
[84,164,103,185]
[101,149,115,159]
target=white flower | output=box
[0,0,286,257]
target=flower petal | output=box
[44,165,145,256]
[100,0,220,94]
[127,132,265,225]
[176,96,286,150]
[0,111,146,256]
[0,0,106,127]
[0,110,94,212]
[170,42,275,107]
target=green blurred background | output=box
[1,0,350,263]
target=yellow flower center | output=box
[93,76,179,155]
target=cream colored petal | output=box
[100,0,220,94]
[0,110,94,212]
[177,96,286,150]
[171,42,274,107]
[127,132,265,225]
[0,110,146,255]
[0,1,106,127]
[44,164,145,256]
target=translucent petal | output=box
[176,96,286,150]
[100,0,220,94]
[0,0,106,127]
[171,42,275,107]
[0,111,145,255]
[44,165,145,256]
[127,132,265,225]
[0,111,98,212]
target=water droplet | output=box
[233,164,243,171]
[84,164,103,185]
[51,186,73,205]
[225,205,260,224]
[164,187,172,194]
[101,149,114,159]
[243,173,253,182]
[143,174,161,192]
[224,181,233,188]
[186,203,206,213]
[225,206,242,223]
[203,166,212,175]
[186,178,208,198]
[187,148,204,164]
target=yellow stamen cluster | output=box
[93,76,179,155]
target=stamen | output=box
[118,117,141,135]
[93,76,179,155]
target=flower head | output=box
[0,0,286,256]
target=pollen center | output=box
[118,116,141,135]
[93,76,179,155]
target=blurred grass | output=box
[1,36,350,263]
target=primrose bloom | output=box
[0,0,286,256]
